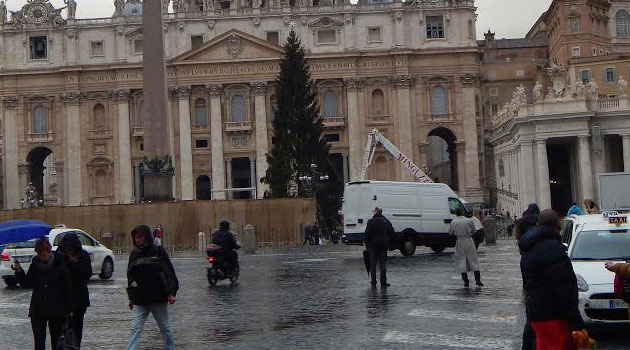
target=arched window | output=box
[33,105,48,134]
[617,10,630,37]
[371,89,385,115]
[194,98,208,127]
[93,104,106,129]
[231,94,246,122]
[95,169,108,197]
[322,90,338,119]
[430,86,447,115]
[196,175,212,200]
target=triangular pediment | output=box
[172,29,284,63]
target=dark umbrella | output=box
[363,249,371,276]
[0,220,52,245]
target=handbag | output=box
[55,314,80,350]
[614,273,630,303]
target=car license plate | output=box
[609,300,627,309]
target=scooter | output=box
[206,244,239,286]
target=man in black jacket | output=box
[212,219,240,273]
[58,233,92,347]
[364,207,394,288]
[519,209,587,349]
[126,225,179,350]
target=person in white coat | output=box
[449,207,483,288]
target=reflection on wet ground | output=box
[1,241,629,349]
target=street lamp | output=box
[21,183,38,208]
[298,163,330,234]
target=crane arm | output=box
[359,128,433,183]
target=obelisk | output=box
[141,0,173,200]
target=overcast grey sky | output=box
[8,0,552,39]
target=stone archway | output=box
[196,175,212,200]
[26,147,55,204]
[427,127,458,191]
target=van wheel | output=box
[400,237,416,257]
[431,246,446,253]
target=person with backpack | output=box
[153,224,164,247]
[126,225,179,350]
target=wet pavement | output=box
[1,240,629,349]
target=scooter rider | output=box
[212,219,241,273]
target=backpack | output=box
[153,228,163,239]
[614,273,630,303]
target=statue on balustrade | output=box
[619,78,628,95]
[0,1,7,25]
[65,0,77,19]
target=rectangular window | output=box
[195,139,208,148]
[572,47,580,58]
[29,36,48,60]
[491,104,498,116]
[90,41,105,57]
[599,49,604,56]
[191,35,204,50]
[592,47,597,56]
[498,159,505,177]
[516,69,525,78]
[571,18,580,33]
[489,88,498,97]
[317,29,337,44]
[367,27,382,43]
[134,39,143,54]
[426,16,444,39]
[266,31,279,45]
[579,70,591,84]
[604,67,618,83]
[324,134,340,143]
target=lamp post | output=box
[298,164,330,235]
[21,183,39,208]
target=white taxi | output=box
[0,227,115,288]
[567,213,630,324]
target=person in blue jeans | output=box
[126,225,179,350]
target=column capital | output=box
[2,96,19,109]
[389,75,415,89]
[251,82,267,95]
[172,85,191,98]
[344,78,365,91]
[61,92,87,105]
[535,138,548,145]
[460,73,481,86]
[110,89,131,102]
[207,84,223,96]
[577,135,590,142]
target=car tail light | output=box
[206,256,214,263]
[0,252,10,261]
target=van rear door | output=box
[343,183,374,234]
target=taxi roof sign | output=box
[602,211,620,218]
[609,215,628,226]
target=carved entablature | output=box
[2,96,19,109]
[207,84,222,96]
[251,82,267,95]
[7,0,66,30]
[61,92,87,105]
[172,85,191,98]
[411,0,474,9]
[308,16,344,29]
[389,75,415,89]
[111,89,131,101]
[344,78,365,91]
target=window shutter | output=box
[603,68,608,83]
[614,68,619,82]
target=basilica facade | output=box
[0,0,484,209]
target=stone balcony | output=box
[225,121,253,135]
[27,132,54,143]
[322,117,346,130]
[367,114,390,126]
[87,128,113,140]
[132,127,144,137]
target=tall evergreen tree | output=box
[262,30,330,198]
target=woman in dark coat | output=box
[58,232,92,346]
[519,210,586,350]
[13,238,71,350]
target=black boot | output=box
[461,273,469,288]
[474,271,484,287]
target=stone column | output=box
[520,141,536,208]
[208,85,226,200]
[460,76,482,199]
[113,90,133,204]
[392,76,414,181]
[225,159,232,200]
[62,92,85,206]
[252,82,269,199]
[345,78,364,181]
[578,136,594,201]
[175,86,194,200]
[249,157,256,199]
[456,142,466,194]
[623,134,630,172]
[536,139,551,210]
[2,97,20,209]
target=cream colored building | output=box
[0,0,485,209]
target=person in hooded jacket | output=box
[212,219,240,273]
[12,238,71,350]
[519,209,587,350]
[57,232,92,347]
[364,207,394,288]
[126,225,179,350]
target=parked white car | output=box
[566,213,630,324]
[0,227,115,288]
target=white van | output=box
[341,181,471,256]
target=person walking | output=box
[364,207,394,288]
[57,233,92,347]
[126,225,179,350]
[450,207,483,288]
[153,224,164,247]
[12,238,71,350]
[519,209,587,350]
